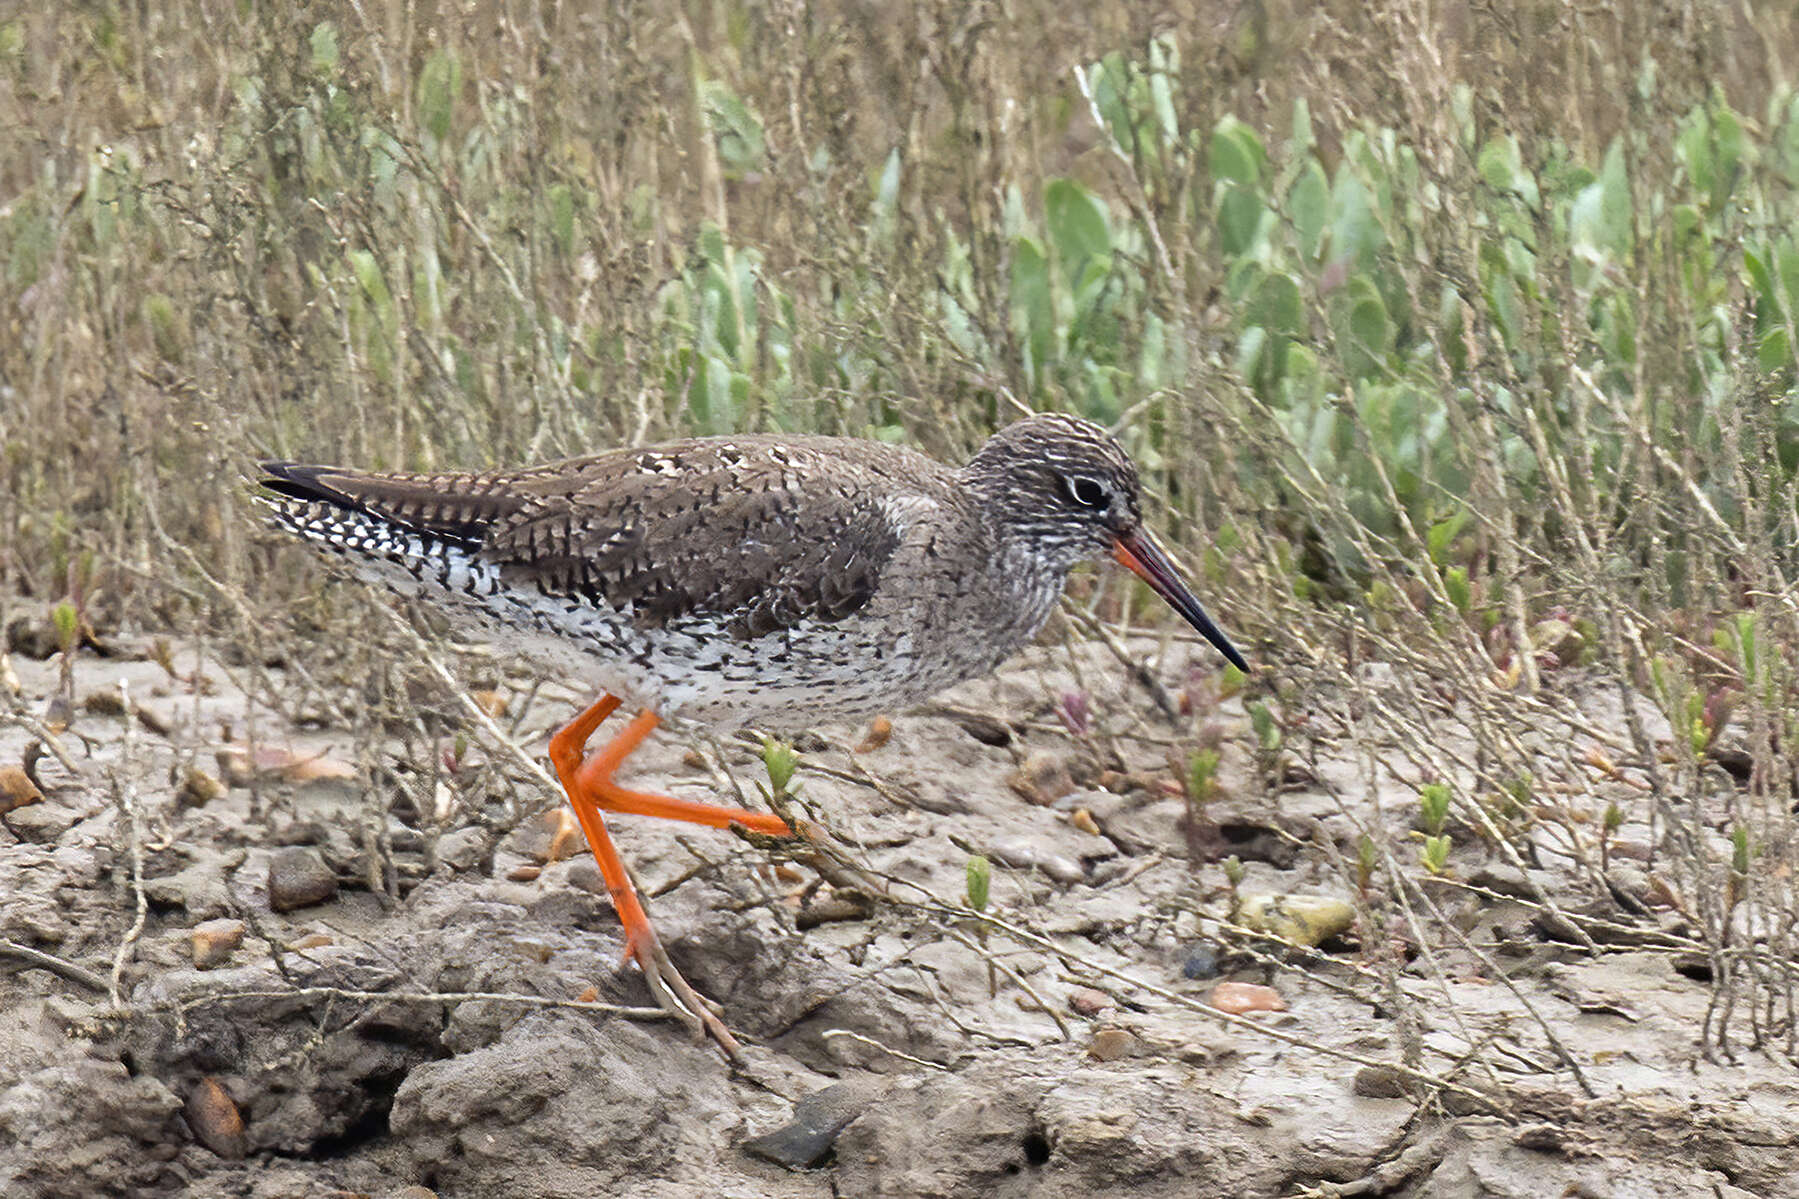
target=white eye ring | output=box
[1063,475,1109,508]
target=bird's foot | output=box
[619,917,740,1059]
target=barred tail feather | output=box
[256,465,504,602]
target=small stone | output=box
[4,800,81,843]
[1174,1029,1239,1065]
[504,808,583,865]
[1528,618,1583,666]
[743,1081,882,1170]
[1235,894,1355,947]
[506,864,542,883]
[83,690,128,717]
[543,809,582,862]
[1209,981,1286,1016]
[566,858,603,895]
[386,1188,439,1199]
[987,836,1084,885]
[1352,1064,1416,1098]
[434,826,487,873]
[185,1076,246,1160]
[1087,1025,1141,1061]
[854,715,894,753]
[1180,944,1221,980]
[142,855,238,917]
[133,704,174,736]
[574,985,600,1004]
[954,711,1013,746]
[1070,808,1101,835]
[1068,987,1113,1016]
[0,766,43,814]
[4,614,60,659]
[469,689,508,718]
[1007,750,1077,806]
[191,918,245,968]
[1513,1123,1568,1153]
[267,846,337,912]
[286,932,335,950]
[175,768,224,808]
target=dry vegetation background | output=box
[8,0,1799,1193]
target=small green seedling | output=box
[1248,701,1281,753]
[1727,823,1753,908]
[51,601,80,656]
[1418,782,1451,836]
[1355,834,1378,895]
[1186,748,1222,808]
[760,737,799,799]
[1443,565,1472,616]
[1421,834,1452,876]
[965,854,992,912]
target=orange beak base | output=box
[1113,531,1249,672]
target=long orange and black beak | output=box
[1114,529,1250,672]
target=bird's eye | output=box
[1063,475,1109,508]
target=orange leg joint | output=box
[545,694,792,1051]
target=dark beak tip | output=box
[1112,533,1248,674]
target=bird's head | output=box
[965,413,1249,672]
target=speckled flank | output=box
[258,414,1173,729]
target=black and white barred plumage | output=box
[258,413,1243,727]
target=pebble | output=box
[215,747,254,788]
[986,836,1084,885]
[386,1188,439,1199]
[434,826,487,873]
[4,800,81,843]
[743,1081,881,1170]
[0,766,43,813]
[854,715,894,753]
[142,856,237,917]
[1180,944,1221,980]
[1068,987,1114,1016]
[1086,1025,1141,1061]
[1352,1064,1416,1099]
[1209,981,1287,1015]
[286,932,335,950]
[190,918,245,968]
[954,711,1013,746]
[175,768,224,808]
[469,689,508,718]
[505,864,542,883]
[566,859,603,895]
[1007,749,1078,805]
[185,1076,247,1159]
[4,614,60,659]
[267,846,337,912]
[1528,618,1584,665]
[1235,894,1355,947]
[509,808,584,865]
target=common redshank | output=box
[258,413,1246,1052]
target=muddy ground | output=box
[1,608,1795,1198]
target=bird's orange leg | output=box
[572,709,793,836]
[546,693,790,1057]
[547,695,651,955]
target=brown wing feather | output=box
[264,436,939,640]
[485,442,915,638]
